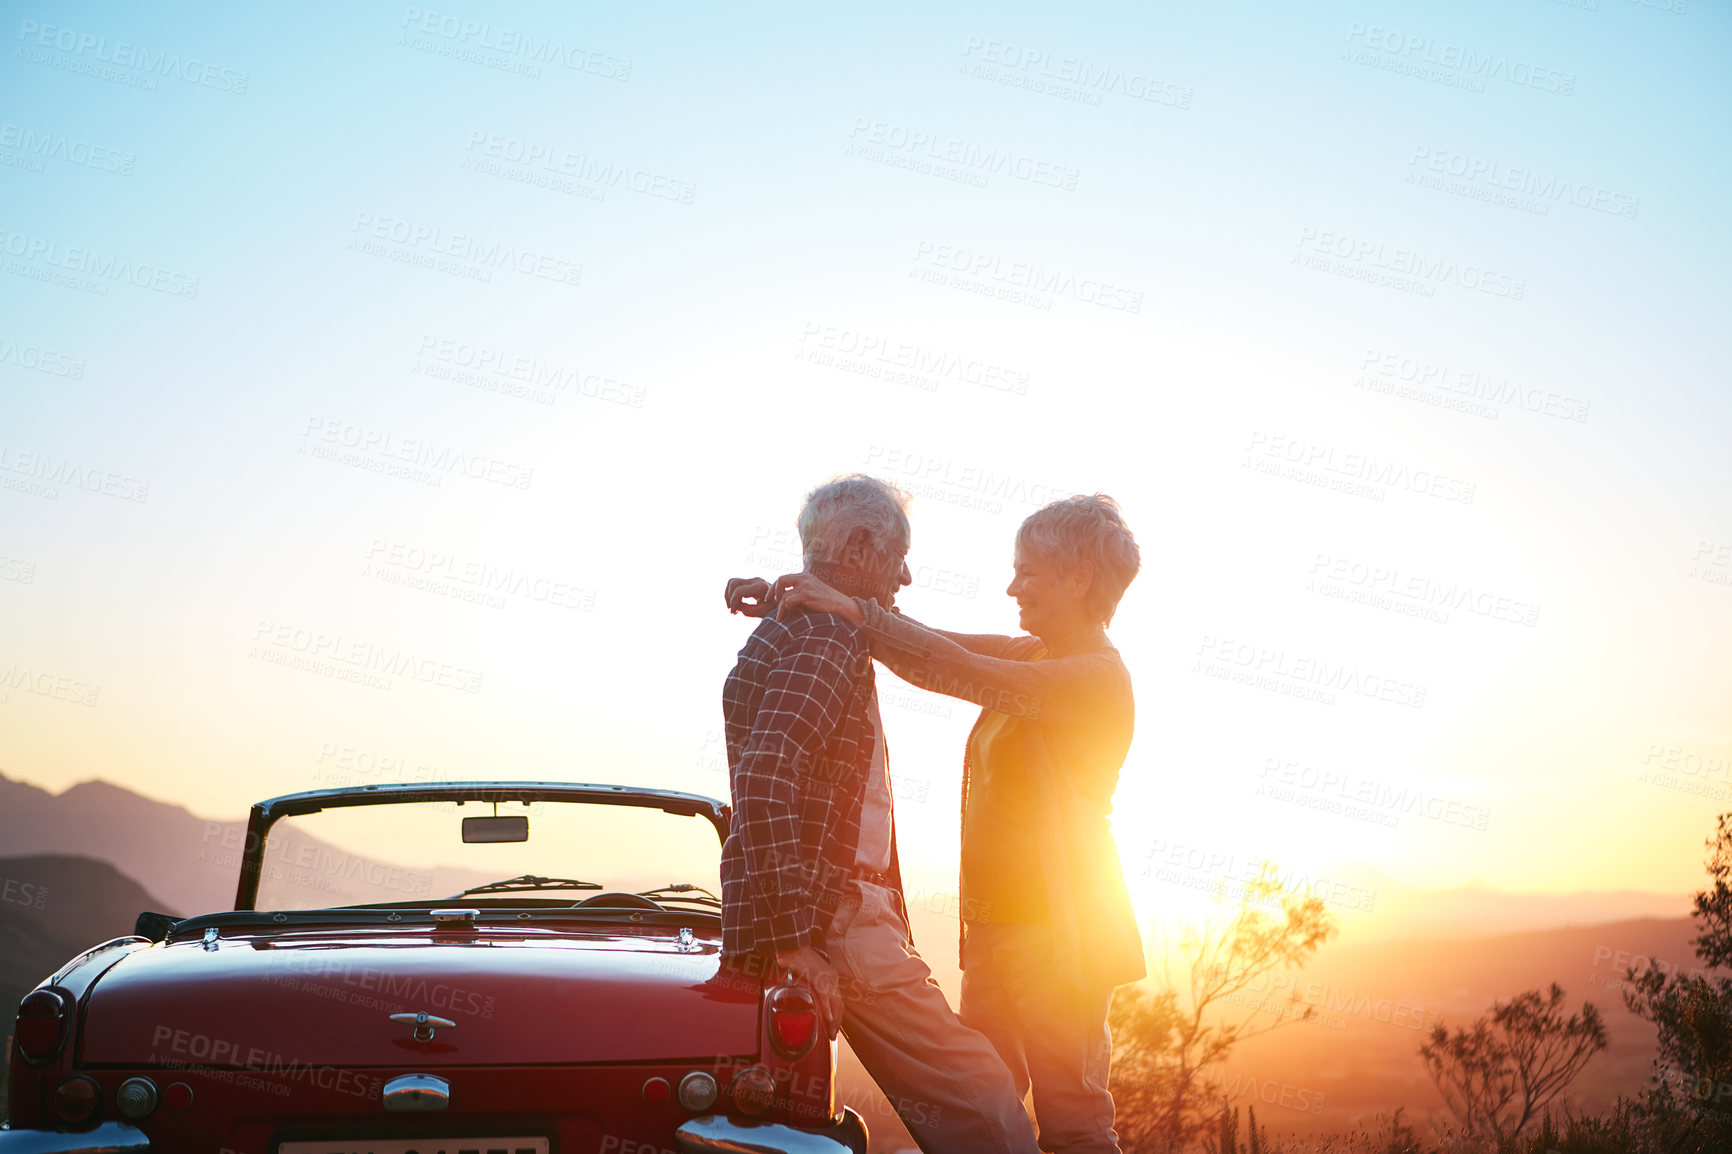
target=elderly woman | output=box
[733,494,1142,1154]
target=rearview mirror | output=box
[462,815,529,843]
[134,911,178,943]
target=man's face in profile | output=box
[810,526,911,608]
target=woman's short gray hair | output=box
[1016,494,1140,626]
[797,474,912,566]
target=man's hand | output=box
[774,945,845,1039]
[726,576,776,617]
[775,572,865,625]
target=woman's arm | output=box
[926,627,1046,661]
[728,574,1041,660]
[853,598,1117,724]
[730,571,1039,654]
[770,570,1110,721]
[859,615,1043,697]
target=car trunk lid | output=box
[79,923,758,1066]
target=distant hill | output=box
[0,773,491,917]
[1335,877,1690,943]
[0,855,174,1015]
[0,775,248,916]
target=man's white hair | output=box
[797,474,912,567]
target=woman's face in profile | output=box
[1006,546,1089,637]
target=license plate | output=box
[278,1140,549,1154]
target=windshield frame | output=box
[233,781,731,910]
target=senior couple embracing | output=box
[719,474,1143,1154]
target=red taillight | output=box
[15,989,71,1065]
[768,984,818,1058]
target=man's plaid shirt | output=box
[721,609,889,958]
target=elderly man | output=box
[737,493,1145,1154]
[721,473,1038,1154]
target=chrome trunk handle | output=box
[389,1010,456,1042]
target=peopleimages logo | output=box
[0,336,85,379]
[363,538,596,611]
[462,131,693,203]
[1407,146,1639,219]
[0,555,37,584]
[846,117,1080,190]
[0,123,134,175]
[150,1027,377,1099]
[0,228,200,298]
[1342,22,1575,95]
[0,664,101,707]
[16,19,250,93]
[798,323,1030,395]
[349,212,582,288]
[1307,552,1539,627]
[0,444,149,502]
[1258,757,1491,831]
[1295,227,1525,301]
[1194,633,1428,710]
[959,36,1193,109]
[1142,840,1379,914]
[414,335,647,408]
[1243,431,1477,505]
[911,241,1143,313]
[300,417,535,490]
[864,444,1071,512]
[1,875,49,910]
[399,7,631,80]
[1355,349,1590,424]
[248,619,485,695]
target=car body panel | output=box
[80,924,757,1066]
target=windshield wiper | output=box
[461,874,603,896]
[638,883,721,907]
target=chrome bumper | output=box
[675,1106,868,1154]
[0,1123,150,1153]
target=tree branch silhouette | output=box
[1110,861,1336,1152]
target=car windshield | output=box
[251,795,722,912]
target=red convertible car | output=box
[2,782,868,1154]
